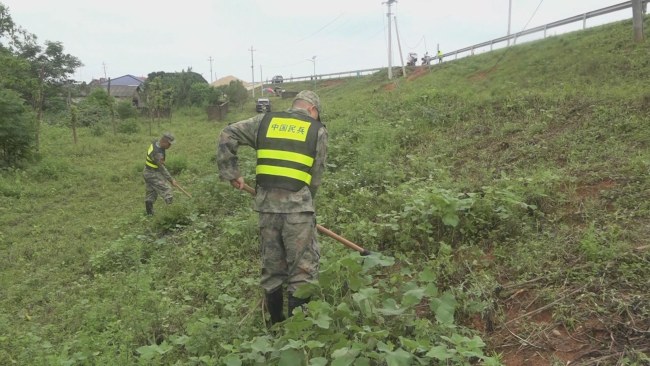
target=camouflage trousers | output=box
[143,168,173,204]
[258,212,320,294]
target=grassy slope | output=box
[1,17,649,365]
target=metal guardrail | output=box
[274,0,645,83]
[266,67,384,85]
[445,0,647,59]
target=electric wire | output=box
[294,12,345,44]
[405,35,425,50]
[489,0,546,70]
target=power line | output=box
[522,0,545,34]
[405,35,425,50]
[295,12,345,43]
[255,23,386,72]
[490,0,546,71]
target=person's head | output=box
[292,90,321,121]
[160,132,175,149]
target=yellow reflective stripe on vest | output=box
[146,144,158,168]
[256,165,312,185]
[257,149,314,167]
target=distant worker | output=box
[217,90,328,325]
[143,132,177,215]
[421,52,432,66]
[437,50,443,64]
[407,52,418,66]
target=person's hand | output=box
[230,177,244,190]
[170,179,178,187]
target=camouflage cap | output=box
[162,132,175,144]
[293,90,321,113]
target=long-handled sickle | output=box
[172,181,192,198]
[242,184,371,256]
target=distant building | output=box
[211,75,246,88]
[210,75,262,92]
[98,74,146,107]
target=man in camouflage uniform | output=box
[217,90,328,324]
[143,132,177,215]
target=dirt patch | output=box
[575,178,617,200]
[480,284,650,366]
[406,66,430,81]
[487,290,596,365]
[322,79,345,88]
[383,83,397,91]
[468,66,498,82]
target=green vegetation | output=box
[1,2,81,161]
[1,16,649,366]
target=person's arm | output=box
[308,127,328,198]
[152,150,174,182]
[216,115,262,187]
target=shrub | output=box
[165,155,187,175]
[115,100,138,119]
[151,202,192,233]
[76,103,111,127]
[117,119,140,134]
[76,88,113,127]
[90,236,144,274]
[27,157,73,182]
[90,125,105,136]
[0,87,36,167]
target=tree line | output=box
[0,2,249,168]
[0,2,81,166]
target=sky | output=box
[1,0,636,84]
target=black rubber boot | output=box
[145,201,154,216]
[288,293,310,318]
[266,289,285,324]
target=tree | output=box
[206,86,225,106]
[143,77,174,134]
[0,87,35,166]
[28,41,83,147]
[0,6,33,95]
[224,80,249,109]
[188,82,211,107]
[0,3,82,149]
[0,3,35,53]
[144,69,208,108]
[73,88,113,128]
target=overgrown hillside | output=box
[1,18,648,365]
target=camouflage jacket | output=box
[145,140,173,181]
[217,108,328,213]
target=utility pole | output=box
[102,62,107,80]
[507,0,512,46]
[307,55,317,88]
[260,65,264,96]
[384,0,397,80]
[393,16,406,77]
[249,46,256,98]
[632,0,645,42]
[208,56,214,83]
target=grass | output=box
[1,16,649,365]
